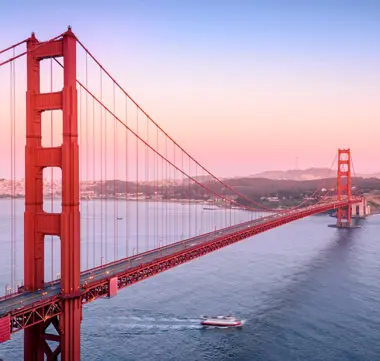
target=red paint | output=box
[337,149,352,226]
[108,277,118,297]
[24,27,81,361]
[0,316,10,343]
[60,27,81,361]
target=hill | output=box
[249,168,380,181]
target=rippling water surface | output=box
[0,201,379,360]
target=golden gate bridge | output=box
[0,28,366,360]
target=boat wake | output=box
[117,314,203,333]
[115,311,246,333]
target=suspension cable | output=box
[0,33,65,68]
[0,38,27,55]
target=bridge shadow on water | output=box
[220,218,368,361]
[255,218,364,316]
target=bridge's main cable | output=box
[0,38,26,55]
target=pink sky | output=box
[0,2,379,179]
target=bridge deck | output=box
[0,199,361,336]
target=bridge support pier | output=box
[24,325,44,361]
[330,222,361,229]
[24,317,61,361]
[24,28,81,361]
[60,299,82,361]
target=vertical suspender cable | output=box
[79,85,83,268]
[100,69,103,266]
[113,82,117,261]
[105,110,108,263]
[146,116,149,251]
[136,110,139,254]
[85,52,89,270]
[180,150,186,240]
[174,144,177,242]
[10,57,14,291]
[163,138,165,243]
[155,128,158,248]
[92,97,96,268]
[195,164,198,234]
[50,58,54,281]
[125,97,129,257]
[13,51,16,289]
[165,138,168,245]
[188,157,191,238]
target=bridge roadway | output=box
[0,199,357,321]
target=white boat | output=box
[200,315,243,327]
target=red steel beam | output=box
[0,315,10,343]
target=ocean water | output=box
[0,201,379,360]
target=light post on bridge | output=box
[127,247,137,269]
[158,240,164,256]
[4,284,11,297]
[181,234,186,249]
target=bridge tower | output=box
[24,27,81,360]
[336,149,352,227]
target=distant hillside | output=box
[220,176,380,210]
[367,173,380,179]
[222,177,380,195]
[250,168,380,181]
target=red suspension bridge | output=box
[0,28,366,360]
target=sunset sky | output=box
[0,0,379,178]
